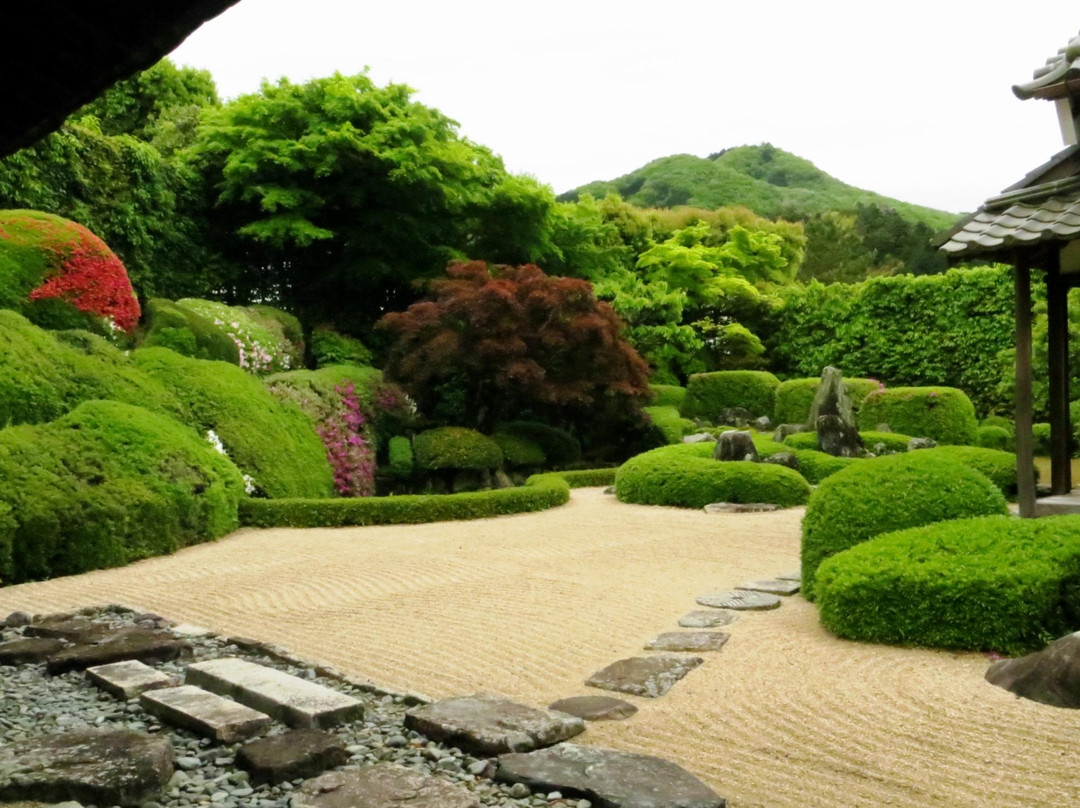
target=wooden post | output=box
[1016,256,1037,517]
[1047,263,1072,493]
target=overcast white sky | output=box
[171,1,1078,214]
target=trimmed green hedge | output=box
[309,325,373,368]
[649,384,687,410]
[975,425,1014,452]
[553,467,618,487]
[682,371,781,420]
[783,430,913,454]
[858,386,978,445]
[492,432,546,467]
[0,400,243,584]
[815,515,1080,654]
[644,405,696,445]
[414,427,503,471]
[387,436,414,477]
[239,472,573,528]
[801,451,1009,599]
[615,442,811,509]
[773,377,880,425]
[980,415,1015,435]
[172,299,303,374]
[922,445,1033,495]
[1033,422,1052,455]
[495,421,582,467]
[140,298,240,363]
[790,450,860,484]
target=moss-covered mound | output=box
[616,442,811,509]
[773,377,880,425]
[649,384,687,410]
[815,515,1080,654]
[0,210,140,335]
[858,386,978,445]
[413,427,503,471]
[682,370,781,420]
[644,405,696,445]
[491,432,546,468]
[921,445,1033,495]
[801,451,1009,599]
[0,400,244,584]
[495,421,582,467]
[140,298,240,363]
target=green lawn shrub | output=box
[492,432,546,468]
[773,377,880,425]
[682,371,781,420]
[173,299,302,374]
[649,384,687,410]
[140,299,240,363]
[0,400,243,584]
[1033,422,1052,455]
[790,450,860,484]
[644,405,696,445]
[552,468,618,487]
[495,421,582,467]
[815,515,1080,654]
[980,415,1015,435]
[976,425,1014,452]
[782,430,913,454]
[801,451,1009,599]
[387,436,414,477]
[858,386,978,445]
[413,427,503,471]
[309,325,373,368]
[921,445,1033,495]
[615,442,810,509]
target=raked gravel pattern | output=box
[0,607,591,808]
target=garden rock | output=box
[717,407,752,426]
[495,743,726,808]
[679,610,738,628]
[737,579,801,596]
[292,765,479,808]
[25,615,111,643]
[0,637,67,665]
[753,415,772,430]
[236,729,349,785]
[695,590,781,610]
[809,367,863,457]
[85,660,176,700]
[45,629,190,674]
[494,469,514,489]
[703,502,780,514]
[985,631,1080,708]
[585,655,703,698]
[547,696,638,721]
[907,437,938,451]
[139,686,271,743]
[645,631,729,652]
[403,694,585,756]
[682,432,717,444]
[713,431,758,462]
[773,423,809,442]
[4,610,33,628]
[0,729,173,807]
[763,451,799,470]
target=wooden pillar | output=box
[1047,263,1073,494]
[1016,256,1037,517]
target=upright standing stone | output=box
[808,366,864,457]
[140,686,271,743]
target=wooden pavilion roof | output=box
[1014,30,1080,101]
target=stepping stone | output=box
[777,571,802,582]
[678,610,738,629]
[695,590,781,611]
[291,765,479,808]
[547,695,638,721]
[645,631,729,652]
[737,578,801,596]
[585,655,703,698]
[140,686,271,743]
[186,657,363,729]
[496,743,726,808]
[404,694,584,756]
[45,629,190,675]
[0,637,66,666]
[703,502,779,513]
[86,660,176,700]
[25,614,112,642]
[0,729,173,807]
[237,729,349,786]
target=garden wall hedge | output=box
[815,515,1080,654]
[801,451,1009,599]
[773,377,880,425]
[681,371,781,421]
[858,386,978,445]
[491,432,546,467]
[649,384,687,410]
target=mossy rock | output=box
[414,427,503,471]
[858,386,978,445]
[682,370,781,421]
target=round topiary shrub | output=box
[495,421,581,467]
[858,386,978,445]
[789,450,860,484]
[922,445,1034,495]
[980,415,1015,435]
[140,298,241,363]
[801,451,1009,599]
[773,377,880,426]
[975,425,1014,452]
[815,515,1080,654]
[309,325,373,368]
[387,436,414,477]
[414,427,503,471]
[492,432,546,468]
[644,405,696,445]
[616,443,811,509]
[172,299,302,374]
[649,384,687,410]
[682,370,781,421]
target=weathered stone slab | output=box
[186,657,363,729]
[737,578,801,596]
[777,572,801,582]
[404,694,584,756]
[291,766,479,808]
[695,590,781,611]
[86,660,176,700]
[0,729,173,807]
[682,432,717,444]
[236,729,349,785]
[703,502,780,514]
[645,631,729,652]
[496,743,725,808]
[678,610,738,629]
[0,637,67,665]
[45,630,190,675]
[547,696,637,721]
[986,631,1080,708]
[585,655,703,698]
[25,615,111,643]
[140,686,271,743]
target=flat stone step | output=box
[291,766,479,808]
[644,631,729,652]
[236,729,349,786]
[0,637,66,666]
[777,571,801,582]
[547,695,637,721]
[736,578,801,596]
[703,502,779,513]
[695,590,781,611]
[186,657,363,729]
[586,655,703,698]
[45,629,190,675]
[140,686,271,743]
[678,610,738,629]
[25,615,112,643]
[86,660,176,700]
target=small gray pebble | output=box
[385,735,407,748]
[509,783,532,798]
[547,793,563,802]
[177,756,202,770]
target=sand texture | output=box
[1,488,1077,807]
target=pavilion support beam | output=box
[1047,263,1073,494]
[1015,256,1037,517]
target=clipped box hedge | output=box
[413,427,503,471]
[773,377,880,425]
[815,515,1080,654]
[492,432,546,468]
[615,442,811,509]
[644,405,696,445]
[495,421,582,467]
[921,445,1035,496]
[858,386,978,445]
[783,430,913,454]
[976,425,1013,452]
[801,451,1009,600]
[387,436,414,477]
[682,371,781,421]
[649,384,687,410]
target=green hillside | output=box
[561,144,958,231]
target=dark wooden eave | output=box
[0,0,240,158]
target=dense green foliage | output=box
[1033,423,1053,455]
[491,432,546,468]
[788,449,860,484]
[616,442,810,509]
[172,299,303,374]
[815,515,1080,654]
[800,452,1009,599]
[493,422,582,468]
[413,427,503,471]
[309,326,373,369]
[649,384,687,409]
[976,425,1014,452]
[140,298,240,363]
[682,371,781,420]
[552,468,619,487]
[858,387,978,445]
[644,406,696,444]
[0,400,242,584]
[782,430,912,454]
[387,436,414,477]
[772,377,880,425]
[922,446,1033,495]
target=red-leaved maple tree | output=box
[378,261,651,429]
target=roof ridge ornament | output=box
[1013,30,1080,100]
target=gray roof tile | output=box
[1014,31,1080,99]
[939,190,1080,257]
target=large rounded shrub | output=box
[644,405,696,445]
[815,515,1080,654]
[140,298,240,363]
[0,400,244,584]
[682,371,781,421]
[783,430,913,454]
[858,386,978,445]
[801,451,1009,599]
[491,432,546,468]
[773,377,880,425]
[616,442,811,509]
[975,425,1013,452]
[649,384,687,410]
[414,427,503,471]
[495,421,582,467]
[309,325,373,368]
